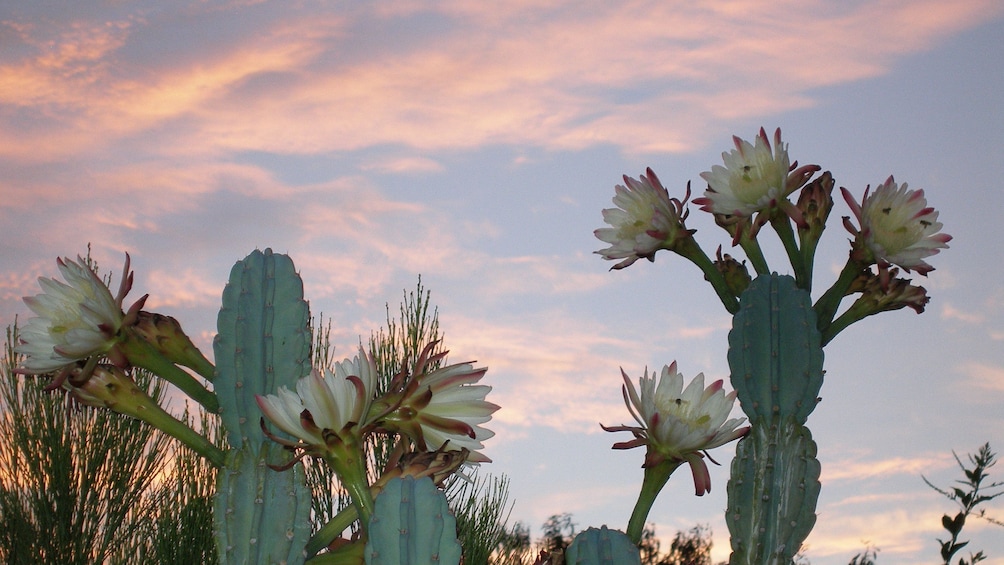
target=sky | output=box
[1,1,1003,563]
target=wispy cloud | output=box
[359,156,444,174]
[941,302,985,324]
[2,0,998,163]
[439,307,732,434]
[822,451,949,483]
[806,506,940,560]
[959,361,1004,393]
[3,1,998,329]
[443,311,639,430]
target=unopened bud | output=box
[131,311,215,379]
[796,171,834,238]
[846,267,929,317]
[66,364,146,412]
[709,246,751,297]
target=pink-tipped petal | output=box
[685,453,713,496]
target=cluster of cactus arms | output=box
[211,250,465,564]
[12,129,951,565]
[725,275,823,564]
[590,129,950,564]
[207,250,635,564]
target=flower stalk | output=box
[323,438,375,535]
[674,237,740,313]
[823,269,929,345]
[126,383,226,467]
[735,228,770,278]
[769,212,808,290]
[625,458,682,545]
[813,256,867,342]
[118,331,219,413]
[68,365,225,466]
[305,505,360,558]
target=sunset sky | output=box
[2,1,1003,563]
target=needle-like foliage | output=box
[446,469,514,565]
[132,406,221,564]
[0,322,172,564]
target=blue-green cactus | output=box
[728,274,824,425]
[214,248,312,451]
[565,526,641,565]
[364,476,462,565]
[726,420,821,564]
[725,274,824,565]
[212,249,313,565]
[214,442,313,564]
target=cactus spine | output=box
[566,526,642,565]
[364,476,462,565]
[212,249,313,564]
[725,274,824,564]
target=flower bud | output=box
[709,246,751,297]
[65,364,148,414]
[796,171,834,241]
[131,310,214,378]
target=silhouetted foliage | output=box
[491,514,725,565]
[847,544,879,565]
[924,443,1003,565]
[494,521,533,564]
[664,524,714,565]
[541,513,577,553]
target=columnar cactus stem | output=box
[725,274,824,564]
[211,249,313,564]
[567,526,642,565]
[364,476,462,565]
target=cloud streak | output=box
[2,0,999,163]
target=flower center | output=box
[653,397,711,429]
[867,205,923,255]
[729,159,785,206]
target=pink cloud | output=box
[941,303,985,324]
[439,309,735,432]
[805,506,940,561]
[142,267,222,310]
[822,451,949,482]
[959,361,1004,393]
[2,0,999,162]
[359,156,444,174]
